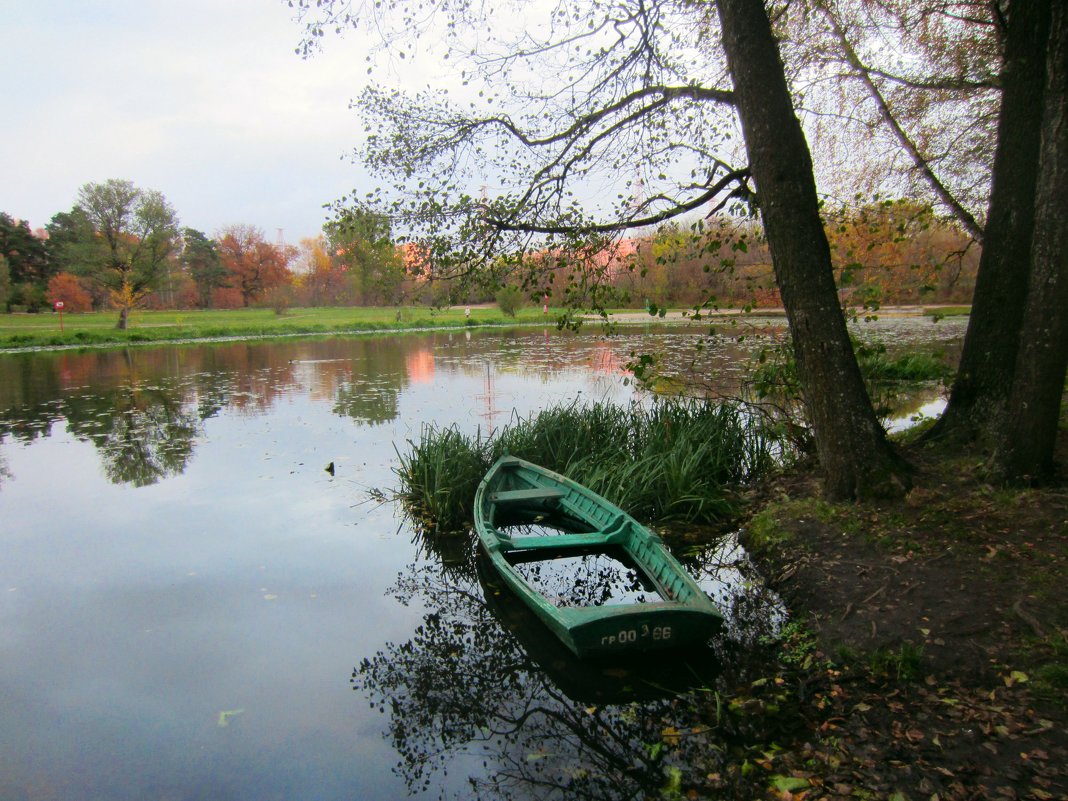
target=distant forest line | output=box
[3,196,976,320]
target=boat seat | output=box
[508,532,607,550]
[600,513,626,536]
[490,487,564,503]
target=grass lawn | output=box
[1,304,962,350]
[923,304,971,317]
[0,305,579,349]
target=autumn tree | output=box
[998,1,1068,482]
[715,0,912,496]
[851,0,1068,483]
[64,179,180,329]
[788,1,999,236]
[823,201,977,306]
[295,235,351,306]
[46,208,105,310]
[216,224,292,307]
[624,218,775,309]
[790,1,1067,481]
[46,273,93,313]
[817,0,1055,446]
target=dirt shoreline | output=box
[729,442,1068,800]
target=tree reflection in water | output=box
[64,384,200,487]
[0,339,410,487]
[354,518,783,800]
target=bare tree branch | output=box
[486,168,752,234]
[817,2,985,241]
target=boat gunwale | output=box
[474,455,723,656]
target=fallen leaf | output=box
[1003,670,1029,686]
[770,775,809,793]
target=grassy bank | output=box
[924,304,971,318]
[0,305,573,350]
[2,304,965,350]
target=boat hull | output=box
[474,455,723,658]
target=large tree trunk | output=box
[933,0,1050,442]
[999,2,1068,482]
[717,0,910,499]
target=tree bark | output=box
[934,0,1050,442]
[999,2,1068,483]
[717,0,910,499]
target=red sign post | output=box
[54,300,64,332]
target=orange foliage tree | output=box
[825,201,979,307]
[294,235,352,306]
[216,225,293,307]
[614,219,776,310]
[609,204,975,311]
[46,272,94,312]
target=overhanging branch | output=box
[819,3,986,241]
[464,84,734,150]
[485,168,751,234]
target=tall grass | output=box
[393,399,778,532]
[394,426,490,532]
[859,350,949,381]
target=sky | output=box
[2,0,385,245]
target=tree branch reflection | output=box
[353,513,742,800]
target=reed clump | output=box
[393,399,778,532]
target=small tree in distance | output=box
[495,285,524,317]
[73,179,180,329]
[181,228,227,309]
[216,224,293,307]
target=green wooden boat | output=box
[473,455,724,658]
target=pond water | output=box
[0,318,966,800]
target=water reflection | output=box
[0,331,652,488]
[355,548,725,800]
[0,321,966,800]
[72,385,199,486]
[0,378,204,487]
[362,510,785,799]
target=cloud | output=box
[1,0,376,241]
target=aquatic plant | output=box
[394,424,490,532]
[393,399,779,531]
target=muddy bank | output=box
[730,443,1068,800]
